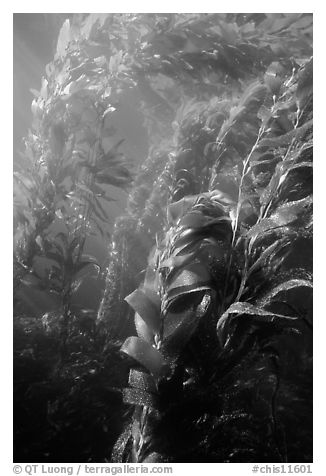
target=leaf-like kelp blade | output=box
[247,196,312,242]
[166,284,212,311]
[237,81,268,114]
[248,238,290,275]
[122,388,158,408]
[272,197,313,225]
[177,211,211,229]
[73,254,100,276]
[143,255,161,290]
[167,195,200,224]
[259,153,312,209]
[171,226,226,256]
[128,369,157,394]
[56,19,71,58]
[167,262,211,289]
[296,57,313,109]
[216,82,267,144]
[164,262,212,310]
[134,313,155,343]
[257,119,313,149]
[167,190,229,225]
[216,301,298,348]
[159,253,195,274]
[162,291,212,361]
[257,276,312,308]
[111,422,133,463]
[120,337,167,380]
[125,288,161,334]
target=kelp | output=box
[14,13,312,462]
[112,30,312,462]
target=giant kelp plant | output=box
[14,13,312,462]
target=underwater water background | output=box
[13,13,312,463]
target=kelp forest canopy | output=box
[13,13,313,463]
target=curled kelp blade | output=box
[164,262,212,307]
[171,221,232,256]
[247,196,312,243]
[216,301,299,348]
[159,252,195,275]
[177,211,212,229]
[256,276,312,308]
[167,195,201,224]
[163,290,213,340]
[125,288,161,335]
[161,291,213,361]
[247,237,291,276]
[167,190,234,225]
[121,336,168,380]
[143,262,161,293]
[134,313,155,343]
[165,284,212,313]
[167,262,210,288]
